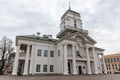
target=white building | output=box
[12,8,107,75]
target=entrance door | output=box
[78,66,82,74]
[68,62,71,74]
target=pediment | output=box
[64,32,97,44]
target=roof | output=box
[61,9,80,19]
[104,53,120,58]
[16,35,58,43]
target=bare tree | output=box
[0,36,14,75]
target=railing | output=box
[19,53,31,58]
[19,53,26,58]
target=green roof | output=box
[17,35,58,42]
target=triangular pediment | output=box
[64,31,97,45]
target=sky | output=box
[0,0,120,55]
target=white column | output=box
[29,45,35,75]
[102,54,107,74]
[99,57,102,74]
[86,46,92,74]
[63,44,68,75]
[92,47,98,74]
[23,44,30,75]
[12,44,20,75]
[72,45,77,74]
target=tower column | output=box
[72,45,77,74]
[23,44,30,75]
[63,44,68,75]
[86,46,92,74]
[12,44,20,75]
[92,47,98,74]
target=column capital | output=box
[72,44,76,47]
[63,44,68,46]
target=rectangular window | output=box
[37,49,41,56]
[74,20,77,28]
[43,65,47,72]
[50,51,54,57]
[58,50,60,56]
[44,50,48,57]
[36,64,41,72]
[50,65,54,72]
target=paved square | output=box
[0,74,120,80]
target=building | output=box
[104,53,120,74]
[12,8,107,75]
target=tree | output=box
[0,36,14,75]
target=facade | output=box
[104,53,120,74]
[12,8,107,75]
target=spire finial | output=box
[69,2,71,10]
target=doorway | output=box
[78,66,82,74]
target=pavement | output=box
[0,74,120,80]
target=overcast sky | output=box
[0,0,120,55]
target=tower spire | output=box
[69,2,71,10]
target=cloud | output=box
[0,0,119,54]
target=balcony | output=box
[19,53,31,59]
[19,53,26,59]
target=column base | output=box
[63,72,69,75]
[12,73,17,75]
[23,73,28,75]
[87,72,92,74]
[94,72,98,74]
[72,72,77,75]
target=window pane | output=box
[58,50,60,56]
[43,65,47,72]
[36,64,40,72]
[44,50,48,57]
[37,49,41,56]
[50,65,54,72]
[50,51,54,57]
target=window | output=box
[74,20,77,28]
[36,64,41,72]
[50,51,54,57]
[50,65,54,72]
[43,65,47,72]
[58,50,60,56]
[114,58,116,62]
[37,49,42,56]
[44,50,48,57]
[110,58,113,62]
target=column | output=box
[12,44,20,75]
[92,47,98,74]
[102,54,107,74]
[23,44,30,75]
[29,45,35,75]
[63,44,68,75]
[99,56,102,74]
[72,45,77,74]
[86,46,92,74]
